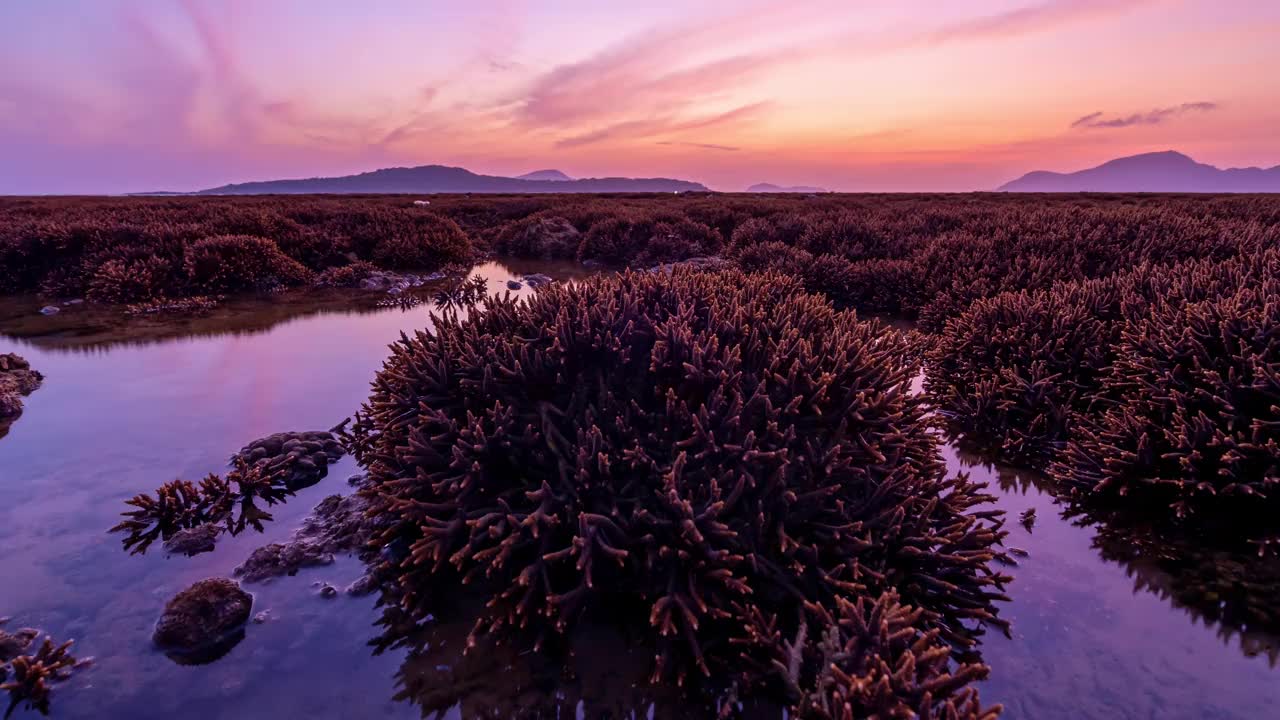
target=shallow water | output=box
[1,259,1277,719]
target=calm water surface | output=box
[1,260,1276,719]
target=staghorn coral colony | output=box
[349,269,1010,712]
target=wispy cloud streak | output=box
[1071,101,1218,129]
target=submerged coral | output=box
[2,636,79,719]
[351,269,1009,691]
[234,430,346,490]
[111,458,294,554]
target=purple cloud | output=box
[1071,102,1218,129]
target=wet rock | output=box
[234,430,345,490]
[347,473,368,488]
[153,578,252,652]
[0,628,39,662]
[318,583,338,599]
[521,273,553,288]
[234,493,372,583]
[345,574,378,597]
[0,353,43,425]
[506,279,523,290]
[163,524,220,557]
[252,610,272,624]
[648,256,732,275]
[39,305,59,315]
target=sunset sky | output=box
[2,0,1278,194]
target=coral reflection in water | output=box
[945,441,1280,719]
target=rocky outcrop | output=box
[153,578,252,653]
[162,524,220,557]
[0,353,43,433]
[234,430,345,490]
[234,493,373,583]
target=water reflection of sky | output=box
[1,261,1277,719]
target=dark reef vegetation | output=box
[928,248,1280,531]
[111,429,347,554]
[350,269,1009,709]
[5,194,1278,314]
[1,630,80,719]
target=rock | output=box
[521,274,554,288]
[345,574,378,597]
[318,583,338,599]
[234,493,372,583]
[163,524,220,557]
[506,279,523,290]
[252,611,271,624]
[39,305,60,315]
[153,578,252,652]
[0,628,39,662]
[347,473,368,487]
[581,259,607,270]
[234,430,345,490]
[0,354,43,423]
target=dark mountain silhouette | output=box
[196,165,706,195]
[999,151,1280,192]
[748,183,827,193]
[515,169,573,181]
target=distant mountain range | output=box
[748,183,827,193]
[194,165,706,195]
[999,151,1280,193]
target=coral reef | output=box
[152,578,252,656]
[926,278,1126,464]
[1,631,81,719]
[1,642,76,719]
[351,269,1009,689]
[234,493,374,583]
[112,428,347,554]
[234,430,346,490]
[492,214,582,259]
[183,235,315,294]
[111,457,294,554]
[768,592,999,719]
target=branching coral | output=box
[2,637,78,719]
[111,458,293,554]
[183,235,314,294]
[351,269,1010,688]
[761,592,999,719]
[1054,264,1280,525]
[926,278,1126,464]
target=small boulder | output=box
[521,274,553,288]
[39,306,60,316]
[163,524,220,557]
[0,627,38,662]
[153,578,252,652]
[506,279,523,290]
